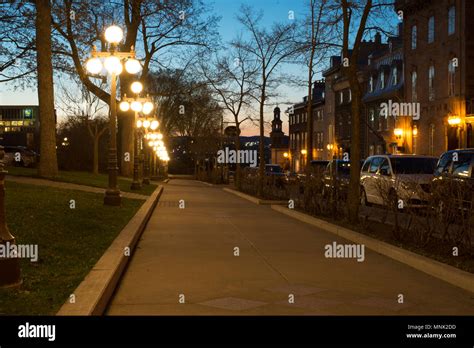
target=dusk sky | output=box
[0,0,394,136]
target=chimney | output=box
[312,80,325,100]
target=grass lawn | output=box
[6,166,158,196]
[0,181,143,315]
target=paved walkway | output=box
[6,175,149,200]
[107,179,474,315]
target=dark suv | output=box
[432,149,474,210]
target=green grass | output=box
[6,166,158,196]
[0,181,143,315]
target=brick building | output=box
[287,81,325,172]
[363,26,406,155]
[396,0,474,155]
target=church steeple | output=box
[270,106,284,148]
[272,106,282,132]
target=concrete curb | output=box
[223,188,287,205]
[197,180,214,186]
[163,179,170,183]
[271,205,474,294]
[56,185,164,316]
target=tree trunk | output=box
[258,86,266,198]
[93,134,99,175]
[347,70,362,223]
[234,129,242,190]
[35,0,58,178]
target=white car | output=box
[360,155,438,209]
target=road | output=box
[107,179,474,315]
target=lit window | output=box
[348,89,352,102]
[393,67,398,85]
[448,6,456,35]
[369,76,374,92]
[428,16,435,43]
[381,72,385,89]
[339,91,344,104]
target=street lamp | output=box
[85,25,142,205]
[137,117,159,185]
[120,88,155,190]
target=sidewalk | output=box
[107,179,474,315]
[6,175,149,200]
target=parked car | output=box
[322,160,351,198]
[360,155,438,208]
[265,164,285,176]
[2,146,38,168]
[432,149,474,211]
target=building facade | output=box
[363,26,406,155]
[287,81,325,172]
[396,0,474,155]
[0,105,40,151]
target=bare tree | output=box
[337,0,395,223]
[235,5,296,196]
[50,0,219,176]
[58,82,108,174]
[199,43,258,189]
[295,0,336,168]
[0,1,36,84]
[35,0,58,178]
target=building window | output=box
[380,71,385,89]
[448,6,456,35]
[339,91,344,104]
[369,76,374,92]
[428,16,435,43]
[429,65,435,101]
[411,25,417,50]
[348,89,352,102]
[411,71,417,102]
[448,59,456,97]
[369,109,375,128]
[393,67,398,85]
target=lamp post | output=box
[0,146,21,287]
[86,25,142,206]
[137,118,159,185]
[119,82,155,190]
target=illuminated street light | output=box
[104,25,123,44]
[448,116,461,126]
[143,102,154,115]
[104,56,123,75]
[119,101,130,112]
[86,57,102,74]
[85,24,140,206]
[131,81,143,94]
[150,120,159,130]
[131,101,143,112]
[125,58,141,74]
